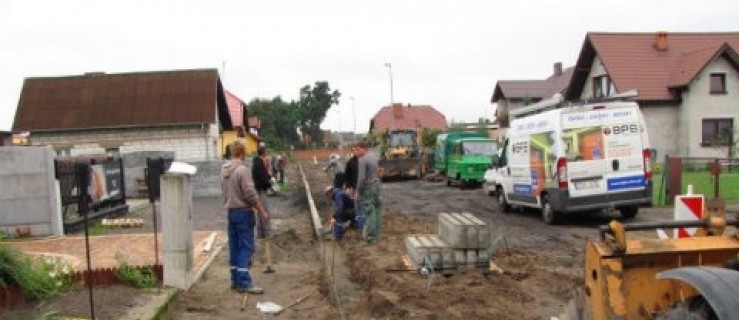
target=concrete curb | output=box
[299,164,324,238]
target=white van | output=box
[494,100,653,224]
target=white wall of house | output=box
[30,124,221,161]
[581,56,608,101]
[641,106,680,159]
[680,57,739,158]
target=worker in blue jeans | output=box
[221,141,269,294]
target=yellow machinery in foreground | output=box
[584,207,739,319]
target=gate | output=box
[54,156,128,232]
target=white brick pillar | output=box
[161,173,194,289]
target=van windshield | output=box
[462,141,497,156]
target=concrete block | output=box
[453,249,491,267]
[404,234,453,270]
[438,212,490,249]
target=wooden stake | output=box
[240,293,249,312]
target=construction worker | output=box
[251,146,274,271]
[354,141,382,244]
[324,149,343,177]
[221,141,269,294]
[324,185,356,241]
[343,145,363,229]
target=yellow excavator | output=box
[377,129,425,180]
[576,202,739,319]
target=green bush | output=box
[115,263,157,289]
[0,244,74,300]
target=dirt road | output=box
[169,166,613,319]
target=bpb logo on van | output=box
[604,124,638,136]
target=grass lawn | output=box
[652,171,739,206]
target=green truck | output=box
[434,132,498,187]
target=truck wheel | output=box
[541,195,559,225]
[496,187,511,213]
[620,206,639,219]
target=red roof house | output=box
[565,32,739,158]
[370,103,447,133]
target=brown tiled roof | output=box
[566,32,739,101]
[668,43,739,87]
[370,104,448,132]
[491,67,573,102]
[13,69,232,132]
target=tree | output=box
[294,82,341,147]
[246,97,301,150]
[420,128,440,148]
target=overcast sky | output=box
[2,1,738,133]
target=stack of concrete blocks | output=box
[404,212,490,272]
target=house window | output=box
[710,73,726,94]
[701,118,734,146]
[592,75,615,98]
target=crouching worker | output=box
[324,186,356,241]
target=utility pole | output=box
[384,62,395,131]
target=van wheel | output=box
[496,188,511,213]
[541,195,559,225]
[620,206,639,219]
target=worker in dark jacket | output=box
[343,146,363,229]
[251,147,273,241]
[325,186,356,240]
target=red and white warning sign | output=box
[673,193,704,238]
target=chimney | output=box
[553,62,563,77]
[655,31,669,51]
[84,72,106,77]
[393,103,403,119]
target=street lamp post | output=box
[384,62,395,130]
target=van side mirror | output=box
[490,155,499,168]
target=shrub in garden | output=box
[0,243,74,300]
[115,262,157,289]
